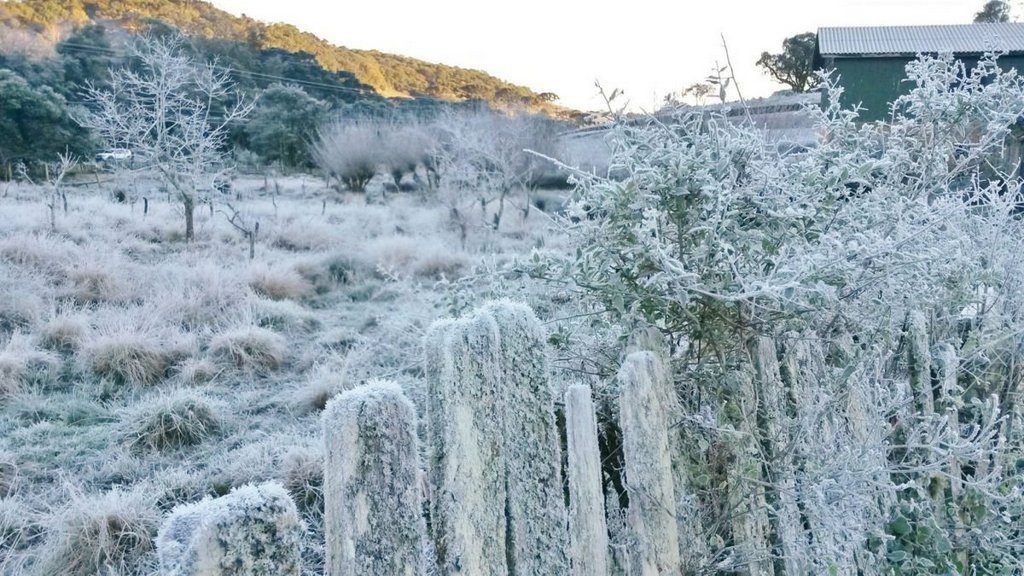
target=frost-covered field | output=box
[0,174,563,574]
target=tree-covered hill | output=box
[0,0,562,110]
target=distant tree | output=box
[664,82,716,107]
[312,116,433,194]
[975,0,1012,22]
[431,108,561,229]
[756,32,820,92]
[0,69,92,166]
[58,24,115,92]
[79,35,252,242]
[243,84,328,168]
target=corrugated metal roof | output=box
[818,23,1024,56]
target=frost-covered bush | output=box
[550,54,1024,573]
[322,381,425,575]
[156,482,303,576]
[423,300,568,575]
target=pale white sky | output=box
[210,0,987,111]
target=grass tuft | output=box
[209,325,286,372]
[247,263,313,301]
[39,486,159,576]
[80,323,191,387]
[123,390,222,452]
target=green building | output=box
[814,23,1024,121]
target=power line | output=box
[54,41,500,109]
[56,41,378,97]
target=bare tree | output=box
[219,202,259,261]
[79,35,252,242]
[46,151,77,231]
[431,107,560,230]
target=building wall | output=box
[826,54,1024,121]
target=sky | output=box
[209,0,989,111]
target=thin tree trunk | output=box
[184,196,195,242]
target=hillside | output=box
[0,0,563,111]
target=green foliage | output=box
[242,84,328,168]
[756,32,819,92]
[1,0,560,112]
[0,68,93,165]
[974,0,1011,23]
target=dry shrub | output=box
[40,487,159,576]
[38,310,89,353]
[81,323,192,387]
[158,263,248,331]
[280,446,324,515]
[0,333,60,394]
[247,264,313,301]
[209,325,286,372]
[123,390,222,452]
[293,358,346,413]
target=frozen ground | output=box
[0,173,568,574]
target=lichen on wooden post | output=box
[156,482,303,576]
[322,380,425,576]
[424,309,508,575]
[423,300,569,575]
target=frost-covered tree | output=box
[322,380,425,576]
[429,107,560,229]
[79,34,251,242]
[156,482,303,575]
[543,53,1024,573]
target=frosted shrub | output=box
[551,53,1024,572]
[423,300,568,575]
[279,445,325,516]
[156,482,303,576]
[322,381,425,575]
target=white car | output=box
[95,148,133,163]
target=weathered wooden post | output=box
[565,383,609,576]
[323,381,425,576]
